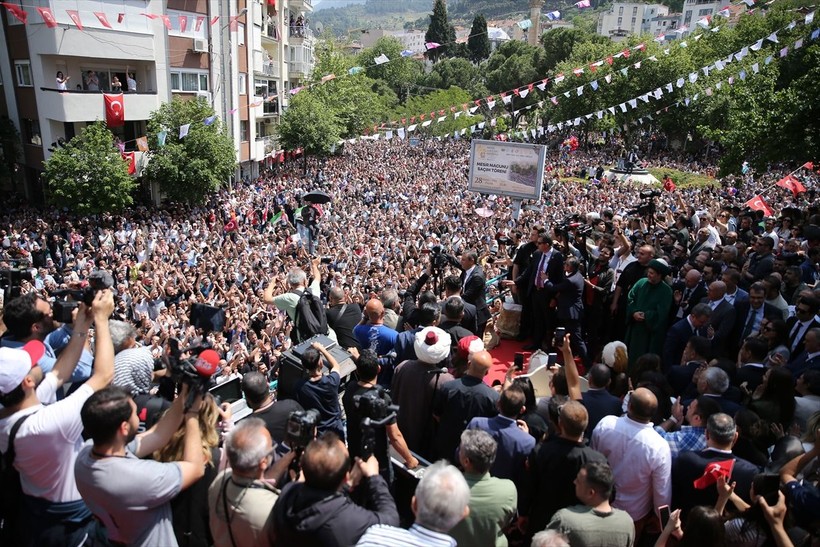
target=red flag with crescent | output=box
[745,195,772,216]
[104,94,125,127]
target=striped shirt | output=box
[356,523,456,547]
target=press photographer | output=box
[343,349,418,482]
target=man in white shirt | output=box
[591,387,671,541]
[0,291,115,546]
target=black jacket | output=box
[272,475,399,547]
[672,448,760,518]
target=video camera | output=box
[52,270,115,323]
[354,388,399,460]
[167,341,220,410]
[286,409,320,451]
[627,190,661,217]
[559,215,593,239]
[0,260,33,299]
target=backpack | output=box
[292,289,328,343]
[0,413,34,544]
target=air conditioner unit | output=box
[193,39,208,53]
[197,91,212,103]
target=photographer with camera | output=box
[75,383,208,546]
[343,349,419,481]
[1,292,94,385]
[0,290,114,546]
[294,341,345,441]
[272,432,399,547]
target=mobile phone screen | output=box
[659,505,671,529]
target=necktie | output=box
[742,309,756,340]
[678,288,691,318]
[536,253,548,288]
[790,321,804,353]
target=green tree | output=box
[43,121,136,214]
[360,36,422,101]
[278,91,343,172]
[540,28,609,74]
[421,57,489,97]
[143,98,235,204]
[396,86,480,137]
[484,40,547,127]
[467,14,490,64]
[425,0,456,62]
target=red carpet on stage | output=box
[486,338,529,386]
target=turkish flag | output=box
[104,94,125,127]
[223,219,238,232]
[803,161,814,170]
[94,12,112,29]
[37,7,58,28]
[66,9,83,30]
[745,195,773,216]
[776,175,806,196]
[121,152,136,175]
[693,459,735,489]
[663,178,676,192]
[3,3,28,24]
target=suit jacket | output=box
[734,363,767,392]
[706,299,737,356]
[684,394,742,417]
[581,389,623,438]
[461,265,490,325]
[663,317,706,371]
[516,249,564,299]
[786,316,820,360]
[438,298,478,335]
[672,448,760,518]
[786,351,820,379]
[547,271,584,321]
[726,287,749,307]
[670,282,707,321]
[731,301,781,353]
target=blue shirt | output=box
[353,324,398,357]
[1,325,93,383]
[468,415,535,495]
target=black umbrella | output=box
[303,190,331,204]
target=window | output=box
[617,17,623,26]
[239,73,247,95]
[15,61,32,87]
[633,6,638,15]
[170,70,209,92]
[23,119,41,145]
[238,24,245,46]
[698,8,713,15]
[618,6,624,15]
[632,16,637,24]
[239,121,248,142]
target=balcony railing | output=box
[263,102,279,116]
[288,62,309,76]
[38,88,159,123]
[263,23,279,41]
[288,26,313,39]
[260,62,280,78]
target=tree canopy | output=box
[43,121,136,214]
[425,0,457,62]
[143,98,235,204]
[468,14,491,64]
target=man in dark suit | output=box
[672,413,761,518]
[663,303,711,372]
[787,327,820,378]
[581,364,623,438]
[545,256,588,366]
[668,336,711,397]
[325,287,363,350]
[440,275,478,335]
[438,297,475,350]
[684,366,742,416]
[786,294,820,362]
[735,337,769,392]
[702,281,737,357]
[514,234,564,351]
[458,249,491,336]
[731,282,781,354]
[670,268,706,322]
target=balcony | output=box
[288,26,313,43]
[263,102,279,117]
[289,0,313,12]
[254,135,278,159]
[262,23,280,43]
[259,61,280,78]
[38,88,159,123]
[288,62,310,79]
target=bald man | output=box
[353,298,398,362]
[671,268,705,321]
[591,387,671,538]
[432,351,500,462]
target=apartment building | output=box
[680,0,723,32]
[597,2,670,41]
[359,29,426,53]
[0,0,313,202]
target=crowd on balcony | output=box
[0,134,818,547]
[289,13,308,37]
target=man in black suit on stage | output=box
[513,233,565,351]
[672,413,760,518]
[545,256,589,366]
[458,249,491,336]
[441,275,479,335]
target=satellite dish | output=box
[315,21,324,34]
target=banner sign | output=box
[468,140,546,200]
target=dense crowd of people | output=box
[0,133,818,547]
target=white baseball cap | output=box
[0,341,46,395]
